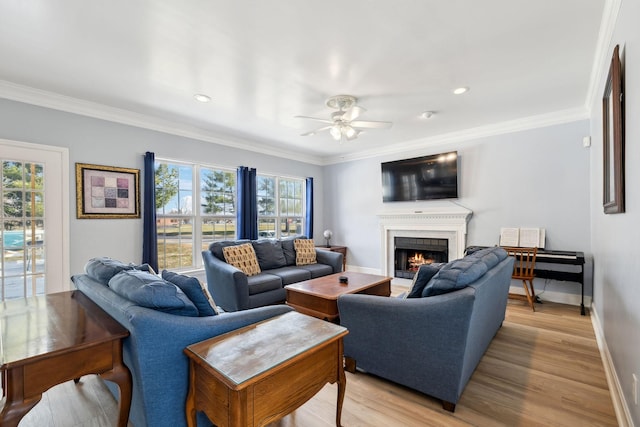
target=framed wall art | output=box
[76,163,140,219]
[602,44,625,214]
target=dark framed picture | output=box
[76,163,140,219]
[602,44,624,214]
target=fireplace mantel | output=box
[378,206,473,278]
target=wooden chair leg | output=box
[522,280,535,311]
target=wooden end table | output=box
[0,291,132,427]
[316,245,347,271]
[285,271,392,321]
[184,311,348,427]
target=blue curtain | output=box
[142,152,158,272]
[237,166,257,240]
[305,177,314,238]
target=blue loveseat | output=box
[337,247,514,412]
[202,237,343,311]
[72,258,292,427]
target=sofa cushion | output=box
[251,239,287,270]
[422,258,489,297]
[246,273,283,295]
[281,235,303,265]
[297,262,334,278]
[161,270,219,316]
[223,243,261,276]
[84,257,155,285]
[209,239,250,261]
[108,270,199,316]
[294,239,317,266]
[406,263,445,298]
[267,267,312,285]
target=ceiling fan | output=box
[295,95,392,142]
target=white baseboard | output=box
[591,303,633,427]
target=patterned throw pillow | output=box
[222,243,261,276]
[294,239,317,266]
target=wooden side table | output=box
[184,311,348,427]
[316,245,347,271]
[0,291,132,427]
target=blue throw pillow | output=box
[466,247,508,269]
[422,258,488,297]
[109,270,199,316]
[406,263,445,298]
[251,239,287,270]
[162,270,218,316]
[85,257,134,285]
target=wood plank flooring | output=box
[10,295,618,426]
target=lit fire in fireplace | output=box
[408,252,433,271]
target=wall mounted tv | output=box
[381,151,458,202]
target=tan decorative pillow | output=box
[222,243,261,276]
[294,239,317,266]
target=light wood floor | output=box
[13,296,618,427]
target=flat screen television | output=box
[381,151,458,202]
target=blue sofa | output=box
[337,247,514,412]
[202,237,343,311]
[72,259,292,427]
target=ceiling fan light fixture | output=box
[344,126,357,139]
[329,125,342,140]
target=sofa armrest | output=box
[337,290,474,402]
[202,250,250,311]
[315,249,343,273]
[126,304,292,427]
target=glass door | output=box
[1,140,68,300]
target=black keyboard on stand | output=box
[465,246,586,315]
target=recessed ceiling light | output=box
[419,111,434,119]
[194,94,211,103]
[453,87,469,95]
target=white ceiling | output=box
[0,1,606,164]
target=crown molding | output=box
[0,80,325,165]
[0,79,590,168]
[584,0,622,112]
[321,106,589,165]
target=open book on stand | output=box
[499,227,545,248]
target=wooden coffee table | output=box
[0,291,131,427]
[285,271,392,321]
[184,311,348,427]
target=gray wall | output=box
[324,120,592,301]
[589,0,640,423]
[0,98,324,275]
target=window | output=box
[155,160,236,270]
[257,175,304,239]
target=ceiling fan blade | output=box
[294,115,334,124]
[342,105,366,121]
[351,120,393,129]
[300,125,332,136]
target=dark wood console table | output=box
[466,246,586,315]
[0,290,132,427]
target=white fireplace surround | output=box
[378,205,473,278]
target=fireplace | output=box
[394,237,448,278]
[378,205,473,281]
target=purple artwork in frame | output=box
[76,163,140,218]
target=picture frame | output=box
[602,44,625,214]
[76,163,140,219]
